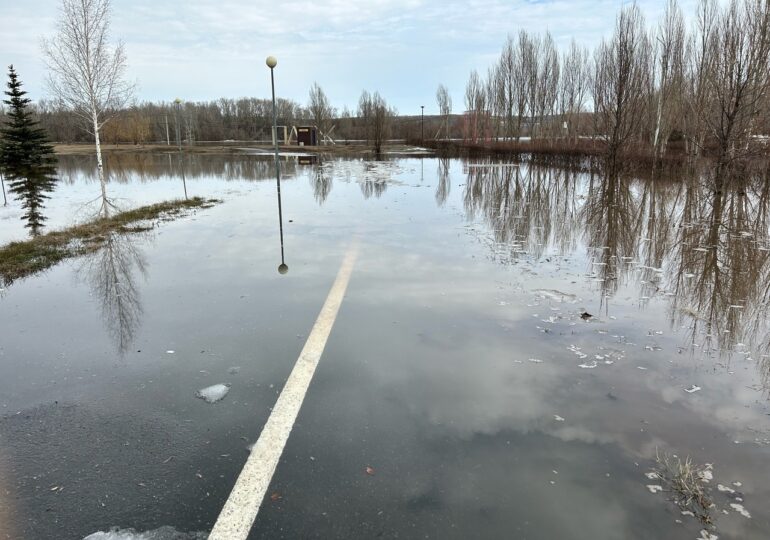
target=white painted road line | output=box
[209,242,359,540]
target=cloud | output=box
[1,0,700,112]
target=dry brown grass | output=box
[653,451,714,526]
[0,197,220,286]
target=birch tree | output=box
[42,0,133,216]
[435,84,452,139]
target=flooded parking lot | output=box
[1,152,769,539]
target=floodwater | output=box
[1,151,769,539]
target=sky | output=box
[0,0,700,115]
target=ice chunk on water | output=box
[729,503,751,518]
[83,526,208,539]
[532,289,578,303]
[685,385,702,393]
[195,383,231,403]
[646,485,663,494]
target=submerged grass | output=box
[0,197,220,286]
[653,450,714,526]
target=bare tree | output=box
[358,91,395,154]
[308,82,335,143]
[464,70,486,142]
[357,90,373,143]
[697,0,770,168]
[534,31,560,138]
[651,0,686,158]
[559,39,590,142]
[371,92,395,154]
[682,0,719,156]
[487,63,507,140]
[435,84,452,139]
[42,0,133,216]
[593,3,652,173]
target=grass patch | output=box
[0,197,220,286]
[653,451,714,526]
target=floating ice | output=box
[578,361,598,369]
[195,383,231,403]
[699,466,713,483]
[83,526,208,540]
[645,472,659,480]
[532,289,578,303]
[165,350,175,354]
[684,385,702,394]
[729,503,751,518]
[698,530,718,540]
[553,415,565,422]
[528,358,543,363]
[646,485,663,494]
[717,484,735,494]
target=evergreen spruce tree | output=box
[0,65,58,235]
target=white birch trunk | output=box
[92,108,109,217]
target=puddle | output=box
[2,154,770,539]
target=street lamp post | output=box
[421,105,424,141]
[173,98,182,150]
[266,55,288,275]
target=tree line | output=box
[459,0,770,171]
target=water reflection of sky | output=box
[1,153,769,539]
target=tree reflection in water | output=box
[311,162,333,205]
[463,159,770,390]
[360,180,388,199]
[435,157,451,207]
[78,231,147,355]
[463,159,580,263]
[56,152,300,185]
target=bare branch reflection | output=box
[311,163,333,205]
[581,171,639,299]
[360,180,388,199]
[435,157,451,207]
[463,159,580,263]
[461,157,770,388]
[78,231,147,355]
[56,152,300,185]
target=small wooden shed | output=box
[296,126,317,146]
